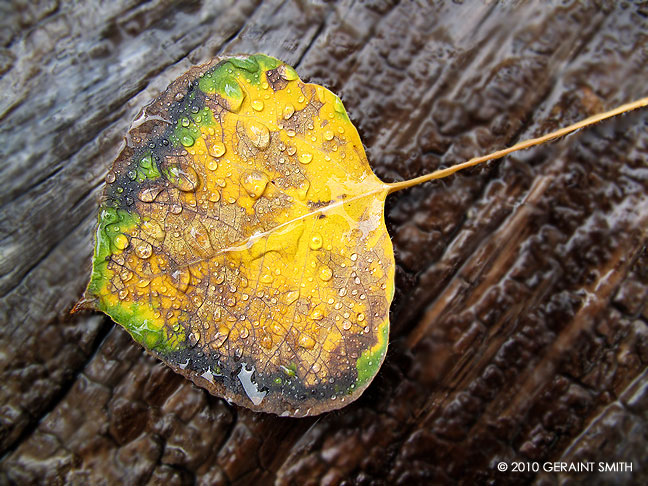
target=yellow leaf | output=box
[82,54,394,416]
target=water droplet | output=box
[245,120,270,149]
[311,310,323,320]
[299,153,313,164]
[343,320,352,330]
[114,234,129,250]
[138,186,162,203]
[141,220,165,241]
[170,268,191,292]
[357,313,365,322]
[324,130,334,141]
[309,233,323,250]
[283,104,295,119]
[181,117,190,127]
[118,289,129,300]
[181,135,195,147]
[210,326,228,348]
[261,335,273,349]
[165,164,199,191]
[208,191,220,202]
[286,290,300,305]
[319,266,333,281]
[286,129,296,137]
[350,253,358,261]
[185,219,213,254]
[105,172,116,183]
[338,288,347,297]
[251,99,264,111]
[207,159,218,171]
[298,335,315,349]
[170,203,183,214]
[135,240,153,259]
[261,274,273,284]
[189,330,201,345]
[208,142,226,158]
[241,171,269,199]
[287,146,296,156]
[297,180,310,201]
[240,327,249,339]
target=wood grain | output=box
[1,1,647,484]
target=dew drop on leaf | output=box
[114,234,129,250]
[208,142,226,158]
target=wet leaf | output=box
[81,54,394,416]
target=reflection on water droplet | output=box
[283,104,295,119]
[286,290,300,305]
[309,233,323,250]
[165,164,199,191]
[299,153,313,164]
[138,186,162,203]
[114,234,129,250]
[245,120,270,149]
[241,171,269,199]
[135,240,153,259]
[297,180,310,201]
[212,326,230,348]
[261,335,273,349]
[208,142,226,158]
[142,220,165,241]
[170,268,190,292]
[251,99,264,111]
[238,363,267,406]
[298,335,315,349]
[189,330,201,345]
[319,266,333,281]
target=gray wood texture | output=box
[1,1,647,484]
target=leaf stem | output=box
[386,96,648,194]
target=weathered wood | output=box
[1,1,647,485]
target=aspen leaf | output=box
[79,53,648,417]
[81,54,394,416]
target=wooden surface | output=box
[1,1,647,485]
